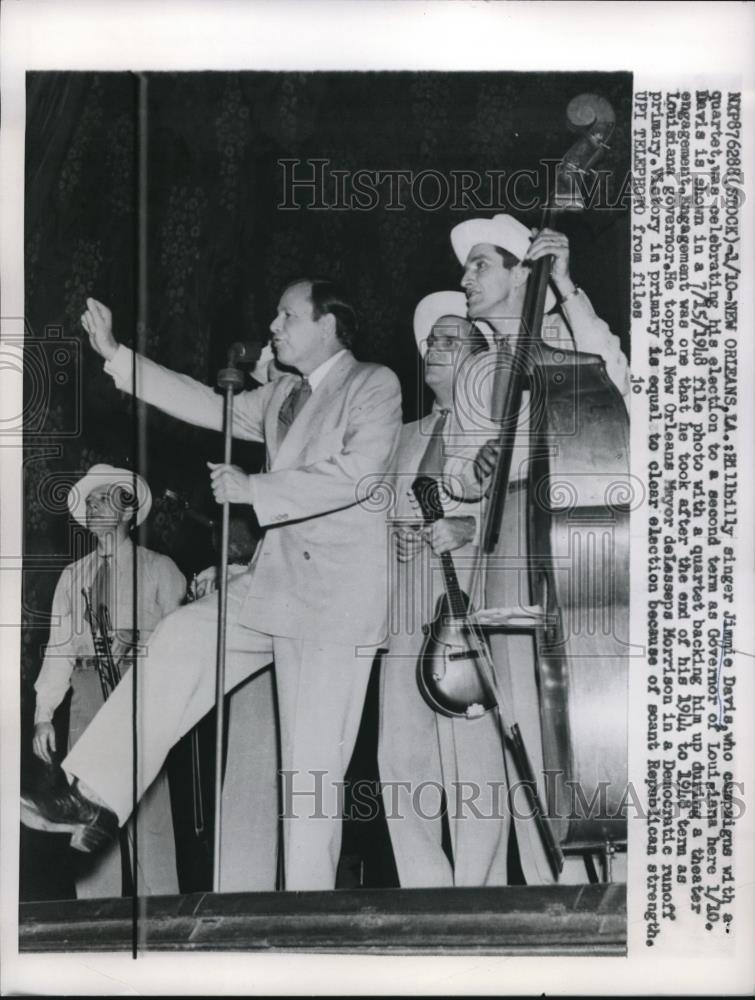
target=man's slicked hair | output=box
[492,246,519,269]
[287,278,358,350]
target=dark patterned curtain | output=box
[22,68,631,693]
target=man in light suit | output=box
[379,292,510,888]
[22,278,402,891]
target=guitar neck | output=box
[413,475,470,620]
[439,551,468,619]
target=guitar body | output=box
[416,592,496,718]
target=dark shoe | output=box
[21,771,118,854]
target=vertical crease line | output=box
[130,70,150,959]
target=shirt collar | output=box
[91,538,134,569]
[306,349,347,392]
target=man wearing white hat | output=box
[378,291,511,887]
[442,214,630,885]
[31,465,185,898]
[446,213,629,488]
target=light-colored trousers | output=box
[378,519,509,889]
[64,572,375,891]
[219,669,279,892]
[379,485,597,888]
[68,667,178,898]
[379,645,509,888]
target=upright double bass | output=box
[481,94,630,870]
[415,94,630,877]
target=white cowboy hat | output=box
[413,290,495,357]
[450,213,557,312]
[67,464,152,528]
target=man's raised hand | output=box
[81,298,119,361]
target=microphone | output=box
[227,340,263,366]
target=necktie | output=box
[91,554,112,632]
[417,408,450,476]
[277,377,312,445]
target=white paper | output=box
[1,1,753,995]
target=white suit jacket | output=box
[385,412,483,655]
[104,347,402,645]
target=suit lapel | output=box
[408,413,438,469]
[264,375,298,468]
[270,352,357,470]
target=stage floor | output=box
[20,883,626,955]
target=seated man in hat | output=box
[440,214,630,884]
[31,464,186,898]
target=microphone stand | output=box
[212,353,245,893]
